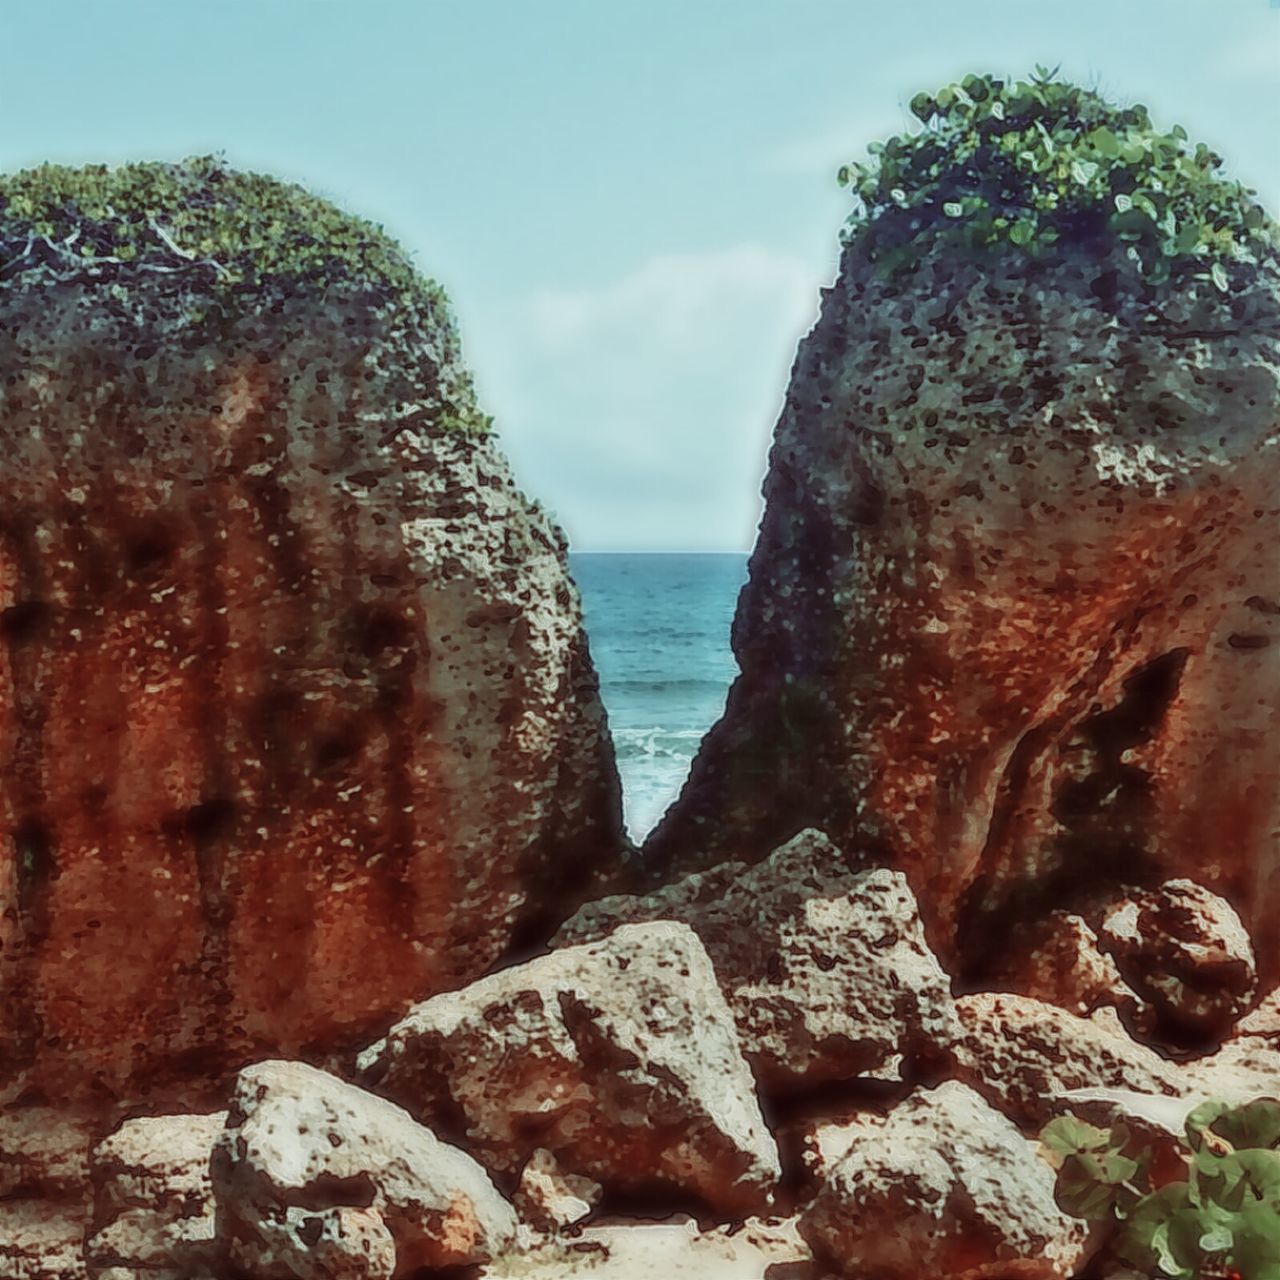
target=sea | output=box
[570,553,749,842]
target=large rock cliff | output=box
[645,78,1280,979]
[0,159,625,1099]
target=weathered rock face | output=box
[644,240,1280,977]
[0,160,624,1098]
[358,921,781,1217]
[555,828,958,1089]
[1096,879,1257,1043]
[799,1081,1090,1279]
[211,1059,516,1276]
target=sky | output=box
[1,1,1277,550]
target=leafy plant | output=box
[838,66,1278,293]
[1042,1100,1280,1279]
[0,156,490,434]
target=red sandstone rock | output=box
[644,240,1280,982]
[0,161,624,1100]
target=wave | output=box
[613,725,706,761]
[604,676,728,695]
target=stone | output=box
[87,1112,223,1276]
[0,159,624,1100]
[92,1112,224,1219]
[359,921,781,1217]
[799,1081,1090,1278]
[0,1198,89,1279]
[514,1149,602,1232]
[642,224,1280,985]
[950,992,1185,1128]
[554,828,958,1088]
[211,1059,516,1275]
[226,1205,396,1280]
[1237,986,1280,1042]
[0,1107,95,1198]
[1096,879,1257,1043]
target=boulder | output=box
[554,828,958,1088]
[86,1112,223,1276]
[950,992,1185,1128]
[359,921,781,1217]
[1096,879,1257,1043]
[210,1059,516,1276]
[799,1081,1090,1278]
[0,158,624,1098]
[642,98,1280,983]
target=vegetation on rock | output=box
[1043,1100,1280,1278]
[839,67,1279,296]
[0,155,489,433]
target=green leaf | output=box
[1216,1101,1280,1152]
[1088,126,1121,157]
[909,92,935,122]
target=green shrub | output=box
[1042,1100,1280,1279]
[839,66,1278,292]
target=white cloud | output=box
[467,244,828,550]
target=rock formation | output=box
[555,828,958,1089]
[0,158,625,1100]
[643,87,1280,981]
[799,1081,1091,1278]
[359,921,781,1218]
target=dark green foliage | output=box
[839,67,1278,291]
[1042,1100,1280,1278]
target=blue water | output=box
[571,553,749,840]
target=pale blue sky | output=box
[2,1,1277,549]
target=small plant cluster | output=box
[0,156,490,434]
[0,155,439,306]
[838,67,1278,291]
[1042,1099,1280,1279]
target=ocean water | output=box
[571,553,749,841]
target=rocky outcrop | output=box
[359,922,781,1217]
[799,1081,1090,1279]
[555,828,957,1088]
[211,1059,516,1276]
[0,159,624,1100]
[643,232,1280,979]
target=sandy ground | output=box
[479,1214,833,1279]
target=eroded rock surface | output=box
[950,992,1185,1128]
[555,828,957,1088]
[799,1081,1090,1279]
[211,1059,515,1276]
[644,235,1280,980]
[87,1111,223,1277]
[359,921,780,1217]
[0,159,624,1099]
[1096,879,1257,1042]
